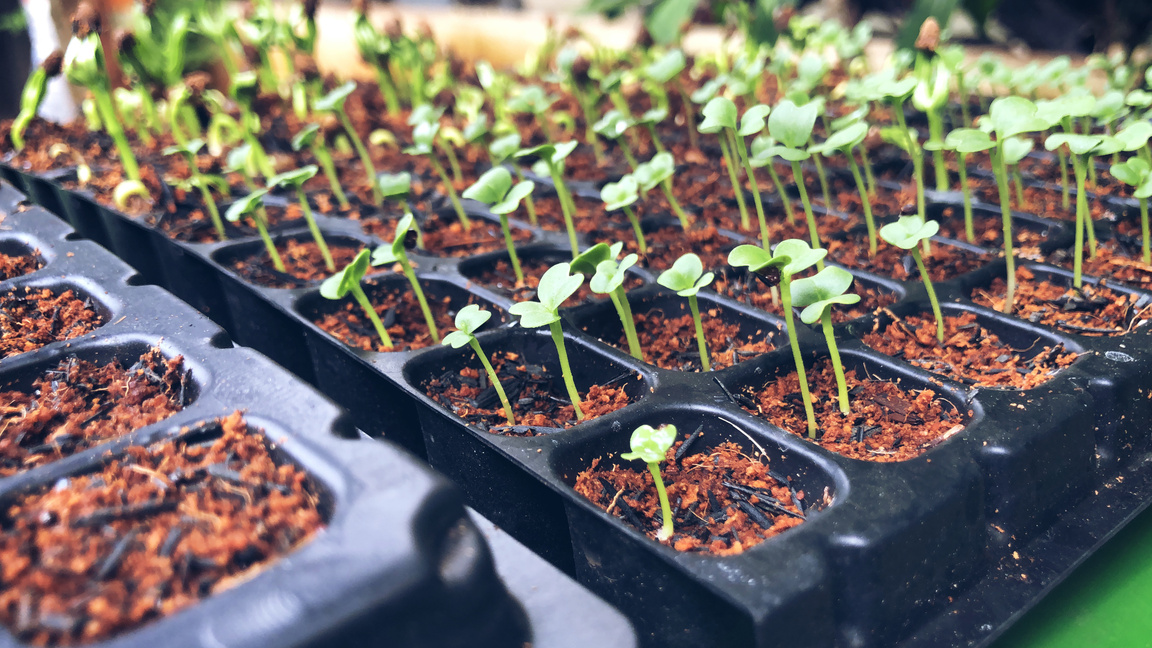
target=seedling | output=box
[489,132,539,227]
[316,81,382,206]
[880,126,928,232]
[810,121,875,254]
[748,135,796,224]
[229,72,276,180]
[508,263,586,419]
[321,249,392,350]
[601,176,647,254]
[1044,133,1123,287]
[371,213,440,343]
[657,253,716,371]
[574,243,644,362]
[292,124,349,210]
[697,98,751,235]
[728,240,827,437]
[224,189,285,272]
[643,49,696,150]
[1110,158,1152,263]
[442,305,514,425]
[508,85,559,142]
[406,118,470,230]
[764,100,824,258]
[791,267,860,415]
[269,165,334,272]
[620,423,678,541]
[593,110,640,169]
[880,215,945,342]
[162,139,226,240]
[411,104,465,184]
[1036,93,1096,210]
[701,97,773,245]
[463,168,534,284]
[11,51,63,150]
[912,41,953,192]
[933,128,995,244]
[353,5,400,114]
[515,142,580,256]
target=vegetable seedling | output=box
[880,215,945,342]
[405,118,471,230]
[316,81,382,206]
[644,49,697,150]
[593,110,640,169]
[933,128,995,244]
[1110,158,1152,263]
[620,423,678,541]
[515,142,581,256]
[508,263,586,419]
[292,124,349,210]
[224,189,285,272]
[371,213,440,343]
[463,168,534,284]
[601,176,647,254]
[880,126,928,233]
[765,100,824,259]
[573,242,644,362]
[162,138,226,240]
[321,249,392,350]
[728,240,827,437]
[442,305,514,425]
[353,6,400,114]
[1036,93,1096,210]
[749,135,796,224]
[228,72,276,180]
[810,121,875,254]
[11,50,63,151]
[701,97,773,246]
[656,253,716,371]
[269,165,334,272]
[489,132,540,227]
[697,97,751,235]
[791,267,860,415]
[633,152,691,229]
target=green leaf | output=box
[321,248,371,299]
[644,0,697,45]
[1110,158,1151,187]
[638,107,669,125]
[656,253,712,296]
[601,176,640,211]
[880,214,940,250]
[572,242,617,275]
[1115,121,1152,152]
[620,424,678,463]
[453,303,492,336]
[410,120,440,150]
[508,301,559,328]
[645,50,686,84]
[943,128,994,154]
[314,80,356,112]
[1045,133,1123,157]
[773,239,827,276]
[986,96,1050,139]
[407,103,446,127]
[690,78,724,105]
[507,85,555,115]
[1001,136,1034,165]
[268,165,319,189]
[880,126,920,156]
[699,97,739,134]
[762,144,810,162]
[292,124,320,151]
[727,244,775,272]
[790,266,860,325]
[738,105,771,137]
[376,172,412,199]
[492,181,534,215]
[536,262,584,311]
[633,152,675,191]
[811,122,867,156]
[1036,93,1096,123]
[224,189,268,222]
[441,330,474,349]
[489,133,521,163]
[747,135,777,168]
[590,254,635,294]
[768,100,818,150]
[463,167,513,206]
[594,110,633,140]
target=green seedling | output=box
[162,138,226,240]
[880,215,945,342]
[489,132,539,227]
[913,46,953,192]
[765,100,824,259]
[791,267,860,415]
[11,51,63,150]
[633,152,691,230]
[508,263,586,420]
[620,423,678,541]
[880,126,928,236]
[657,253,715,371]
[555,50,605,162]
[321,249,392,350]
[811,121,875,254]
[698,97,751,235]
[1110,158,1152,263]
[701,97,773,246]
[593,110,640,169]
[729,240,827,437]
[269,165,334,272]
[316,81,381,205]
[353,6,400,113]
[515,142,580,256]
[508,85,559,142]
[442,305,514,425]
[371,213,440,343]
[406,118,471,230]
[749,135,796,224]
[225,189,284,272]
[601,176,646,254]
[573,243,644,362]
[463,168,534,284]
[228,72,276,180]
[1037,93,1096,210]
[933,128,995,244]
[411,104,465,184]
[292,124,350,210]
[644,49,697,150]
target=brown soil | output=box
[227,238,371,289]
[827,236,990,282]
[146,202,303,245]
[1046,241,1152,290]
[971,266,1152,336]
[587,223,736,273]
[0,119,109,173]
[933,205,1051,257]
[530,194,610,234]
[741,358,965,462]
[713,273,899,324]
[313,283,463,353]
[0,251,42,281]
[0,349,187,476]
[466,257,643,306]
[359,212,531,258]
[596,306,775,371]
[0,412,322,646]
[970,176,1112,225]
[1,288,104,359]
[574,439,810,554]
[860,310,1079,389]
[422,351,635,434]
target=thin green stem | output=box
[499,214,524,284]
[859,141,878,197]
[253,207,286,272]
[660,179,691,229]
[399,255,440,343]
[618,139,639,170]
[549,320,584,420]
[648,462,674,540]
[441,141,464,184]
[958,152,975,243]
[719,135,750,231]
[551,167,580,257]
[470,339,514,425]
[313,144,350,209]
[791,161,823,268]
[93,89,140,182]
[339,111,382,205]
[623,205,647,253]
[675,82,698,150]
[993,145,1016,313]
[913,248,945,343]
[429,155,471,230]
[513,167,540,226]
[782,278,818,437]
[767,161,795,223]
[573,87,604,164]
[609,289,644,361]
[1071,155,1088,287]
[1057,147,1070,211]
[374,67,401,115]
[732,129,769,248]
[296,187,335,271]
[1012,166,1025,208]
[352,284,393,349]
[846,152,876,255]
[196,180,226,240]
[687,294,710,372]
[1141,197,1151,265]
[811,151,833,210]
[646,123,666,154]
[819,310,850,415]
[928,109,948,191]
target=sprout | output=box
[10,50,63,151]
[228,72,276,180]
[912,45,953,192]
[701,97,773,246]
[574,242,644,362]
[593,109,639,169]
[316,81,382,205]
[224,189,285,272]
[353,6,400,113]
[644,50,697,149]
[508,85,559,142]
[1110,158,1152,263]
[269,165,334,272]
[293,123,350,210]
[406,113,471,231]
[728,240,827,437]
[1036,93,1096,210]
[412,103,465,183]
[508,263,586,420]
[463,168,534,284]
[748,134,796,224]
[620,424,678,541]
[633,152,691,230]
[880,125,928,239]
[880,215,945,342]
[489,132,539,227]
[698,97,752,236]
[515,141,580,256]
[442,305,514,426]
[371,213,440,343]
[810,121,875,254]
[933,128,995,244]
[162,138,226,240]
[656,253,716,372]
[601,175,646,254]
[791,267,860,415]
[321,249,392,350]
[764,99,824,258]
[112,180,149,211]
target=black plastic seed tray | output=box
[0,182,637,648]
[8,159,1152,648]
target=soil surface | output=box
[713,272,899,324]
[0,412,322,646]
[1046,240,1152,290]
[740,358,965,461]
[361,212,531,257]
[227,238,370,289]
[422,351,635,434]
[0,349,187,476]
[596,305,777,371]
[860,310,1079,389]
[0,251,42,281]
[932,205,1052,257]
[1,288,104,359]
[575,438,812,554]
[971,266,1152,336]
[826,236,990,282]
[313,283,464,353]
[466,257,643,306]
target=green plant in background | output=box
[228,71,276,180]
[509,263,587,420]
[1037,93,1097,210]
[292,124,351,210]
[932,128,995,243]
[353,3,400,114]
[372,214,440,343]
[791,266,860,415]
[698,97,752,235]
[463,168,534,284]
[701,97,773,246]
[406,118,471,229]
[269,165,335,272]
[880,125,929,231]
[490,132,540,227]
[508,85,560,142]
[594,109,640,168]
[912,28,953,192]
[10,51,63,151]
[1110,158,1152,263]
[601,176,647,254]
[376,171,416,217]
[657,253,715,371]
[317,81,382,205]
[620,423,678,541]
[811,121,876,254]
[162,139,227,240]
[224,189,285,272]
[321,249,392,350]
[749,134,796,225]
[764,99,824,258]
[633,152,691,230]
[1044,133,1123,287]
[411,104,465,183]
[728,240,827,437]
[443,305,514,426]
[880,215,945,342]
[516,142,581,256]
[573,243,644,362]
[643,50,696,150]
